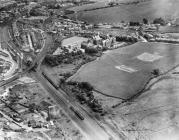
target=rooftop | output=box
[62,36,88,46]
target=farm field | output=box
[68,42,179,99]
[68,0,179,24]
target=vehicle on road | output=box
[42,71,59,89]
[70,106,85,120]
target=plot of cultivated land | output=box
[69,42,179,99]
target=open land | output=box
[101,68,179,140]
[68,0,179,24]
[159,26,179,33]
[68,42,179,99]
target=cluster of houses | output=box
[12,22,20,37]
[12,21,43,53]
[53,32,125,56]
[0,11,11,23]
[47,18,93,38]
[81,33,116,49]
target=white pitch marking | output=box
[137,52,163,62]
[115,65,138,73]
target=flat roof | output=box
[62,36,88,46]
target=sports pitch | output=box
[69,42,179,99]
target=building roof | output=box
[0,0,16,9]
[62,36,88,47]
[24,16,48,21]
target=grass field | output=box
[69,42,179,99]
[159,26,179,33]
[68,0,179,24]
[106,73,179,140]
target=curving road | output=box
[0,25,48,87]
[33,30,118,140]
[0,26,20,84]
[0,25,118,140]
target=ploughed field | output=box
[69,42,179,99]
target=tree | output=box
[151,69,160,76]
[76,93,87,104]
[143,18,148,24]
[102,47,108,51]
[78,82,93,91]
[129,21,140,26]
[59,78,65,84]
[153,17,166,25]
[85,47,98,54]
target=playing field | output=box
[69,42,179,99]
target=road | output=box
[33,71,113,140]
[37,30,120,140]
[33,32,115,140]
[33,29,117,140]
[0,25,117,140]
[0,26,21,85]
[0,25,48,87]
[0,26,25,86]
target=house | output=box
[92,33,102,45]
[21,34,30,52]
[48,105,60,119]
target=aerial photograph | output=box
[0,0,179,139]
